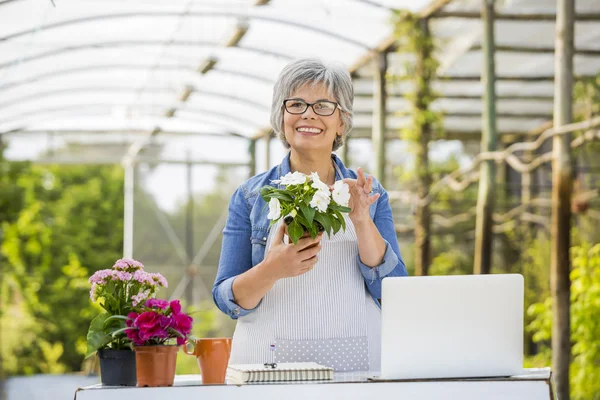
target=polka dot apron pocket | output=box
[275,336,369,372]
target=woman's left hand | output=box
[341,167,380,224]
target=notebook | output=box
[226,362,334,383]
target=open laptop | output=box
[380,274,524,380]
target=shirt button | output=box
[262,237,267,241]
[233,308,240,315]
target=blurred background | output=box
[0,0,598,399]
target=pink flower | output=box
[89,269,112,284]
[172,312,193,336]
[126,327,144,346]
[134,311,168,342]
[145,299,169,309]
[134,311,160,330]
[126,312,138,327]
[169,300,181,315]
[113,258,144,271]
[149,273,168,288]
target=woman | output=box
[213,58,407,372]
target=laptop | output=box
[380,274,524,380]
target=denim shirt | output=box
[212,152,408,319]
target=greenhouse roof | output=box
[1,0,599,162]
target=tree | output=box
[1,159,125,374]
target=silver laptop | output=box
[380,274,524,380]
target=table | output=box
[74,368,554,400]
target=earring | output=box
[335,133,343,146]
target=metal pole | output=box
[249,139,256,178]
[474,0,498,274]
[373,51,387,186]
[185,151,195,306]
[552,0,574,397]
[123,161,135,258]
[265,131,271,171]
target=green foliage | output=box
[527,243,600,400]
[392,10,444,145]
[1,154,125,374]
[260,178,350,245]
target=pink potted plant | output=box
[86,258,167,386]
[125,298,193,387]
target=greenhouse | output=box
[1,0,599,399]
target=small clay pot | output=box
[134,345,178,387]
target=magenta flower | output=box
[169,300,182,315]
[145,299,169,309]
[172,312,193,336]
[126,312,138,327]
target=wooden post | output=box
[413,19,433,277]
[249,139,256,178]
[552,0,574,398]
[373,51,387,186]
[474,0,498,274]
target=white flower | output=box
[272,171,307,186]
[332,180,350,207]
[310,172,330,193]
[309,190,331,213]
[267,197,281,220]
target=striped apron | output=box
[228,215,381,372]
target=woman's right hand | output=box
[262,222,322,279]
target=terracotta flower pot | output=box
[134,345,178,387]
[98,349,136,386]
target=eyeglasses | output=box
[283,99,339,116]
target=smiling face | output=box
[283,82,344,155]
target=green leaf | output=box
[300,204,315,226]
[104,314,128,328]
[329,203,351,213]
[330,213,342,234]
[288,219,304,245]
[314,213,332,238]
[269,190,294,203]
[110,327,130,337]
[335,211,347,231]
[260,186,274,202]
[85,313,115,358]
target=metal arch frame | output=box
[0,86,271,111]
[0,102,265,129]
[2,111,253,138]
[0,64,275,92]
[0,11,373,49]
[0,40,294,70]
[0,0,19,6]
[2,128,249,138]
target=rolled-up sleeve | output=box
[357,239,400,282]
[212,186,259,319]
[359,186,408,300]
[214,276,260,319]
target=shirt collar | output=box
[276,151,349,182]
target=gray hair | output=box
[270,58,354,151]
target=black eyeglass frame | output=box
[282,98,340,116]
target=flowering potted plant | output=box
[260,171,352,245]
[86,258,167,386]
[125,299,193,387]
